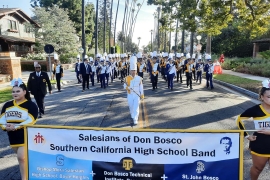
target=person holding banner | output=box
[0,78,38,180]
[123,56,144,125]
[236,79,270,180]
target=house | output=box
[0,8,40,57]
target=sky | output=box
[3,0,158,49]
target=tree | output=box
[32,5,78,54]
[30,0,95,53]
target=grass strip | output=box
[213,74,261,94]
[0,88,12,103]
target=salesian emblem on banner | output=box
[34,133,45,144]
[196,161,205,173]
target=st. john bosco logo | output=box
[34,133,45,144]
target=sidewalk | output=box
[222,69,267,81]
[0,69,76,90]
[214,69,265,99]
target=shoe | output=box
[38,112,42,118]
[87,87,89,89]
[82,90,84,92]
[190,87,193,90]
[58,90,61,92]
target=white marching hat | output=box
[163,52,168,57]
[262,79,270,88]
[137,52,142,59]
[180,53,184,57]
[120,54,125,58]
[186,53,191,59]
[103,52,107,57]
[96,53,101,58]
[76,54,80,59]
[198,55,202,59]
[192,54,196,59]
[130,56,137,70]
[152,51,157,58]
[176,53,181,58]
[206,54,212,60]
[89,57,93,62]
[84,55,88,59]
[54,53,59,60]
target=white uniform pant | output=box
[127,93,140,122]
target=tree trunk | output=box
[181,30,185,53]
[206,35,211,54]
[114,0,120,47]
[190,32,194,55]
[109,0,113,53]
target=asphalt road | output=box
[0,70,268,180]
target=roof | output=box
[0,35,35,43]
[0,8,40,27]
[252,38,270,43]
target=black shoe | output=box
[58,90,61,92]
[87,87,89,89]
[38,112,42,118]
[190,87,193,90]
[82,90,84,92]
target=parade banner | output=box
[26,126,243,180]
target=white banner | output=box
[26,126,243,180]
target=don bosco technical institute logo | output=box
[34,133,45,144]
[120,157,136,170]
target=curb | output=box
[213,79,259,100]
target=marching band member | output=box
[123,56,144,125]
[137,52,145,79]
[95,54,101,83]
[75,55,81,84]
[119,54,127,80]
[105,58,112,87]
[53,54,63,92]
[160,53,167,80]
[204,55,214,89]
[149,51,160,90]
[110,54,116,82]
[99,58,107,89]
[89,57,96,86]
[166,56,176,90]
[175,53,183,83]
[192,54,196,80]
[195,55,204,84]
[184,56,194,90]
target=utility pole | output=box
[82,0,86,58]
[157,6,161,53]
[109,0,113,53]
[114,0,120,49]
[150,30,153,52]
[175,19,178,57]
[103,0,107,53]
[95,0,99,56]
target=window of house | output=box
[8,20,17,30]
[24,25,31,33]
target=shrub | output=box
[59,52,78,64]
[259,50,270,60]
[26,53,46,60]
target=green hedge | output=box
[21,63,48,71]
[221,58,270,77]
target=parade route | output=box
[0,69,268,180]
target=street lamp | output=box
[78,47,84,59]
[196,35,202,57]
[82,0,86,58]
[150,30,153,51]
[196,35,202,44]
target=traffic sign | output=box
[44,44,54,54]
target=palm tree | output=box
[137,37,141,47]
[114,0,120,46]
